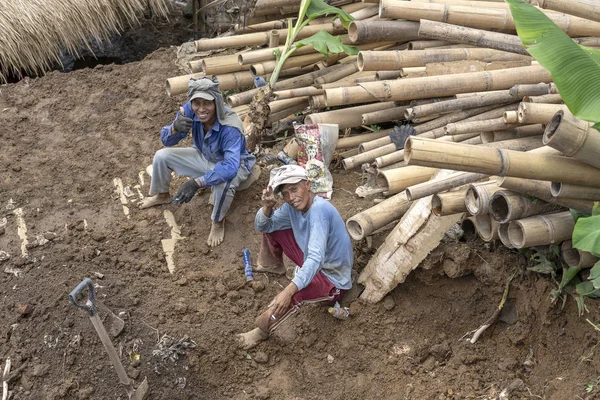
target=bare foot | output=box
[236,328,269,350]
[207,220,225,247]
[139,193,171,209]
[255,264,286,275]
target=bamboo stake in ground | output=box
[417,19,528,55]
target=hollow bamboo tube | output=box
[357,48,528,71]
[334,6,380,30]
[269,97,309,114]
[195,23,343,51]
[538,0,600,24]
[413,0,511,8]
[544,111,600,169]
[446,117,518,135]
[194,54,252,74]
[517,103,570,124]
[273,87,323,100]
[561,240,599,269]
[497,223,514,248]
[408,40,455,50]
[324,85,380,107]
[269,30,280,48]
[320,71,377,89]
[574,36,600,46]
[503,111,519,124]
[348,20,420,44]
[465,181,501,216]
[238,41,327,65]
[314,62,360,87]
[405,90,515,119]
[432,188,469,216]
[343,142,397,169]
[474,213,499,242]
[497,177,594,215]
[551,182,600,201]
[489,190,564,224]
[306,102,395,130]
[507,211,574,248]
[523,94,563,104]
[378,0,600,37]
[166,72,206,96]
[376,70,403,80]
[417,19,528,55]
[358,65,552,102]
[345,192,412,240]
[309,95,327,109]
[480,124,544,143]
[377,166,437,195]
[405,137,600,187]
[362,106,409,125]
[462,216,479,238]
[406,172,488,201]
[267,100,310,124]
[234,20,286,34]
[509,83,557,98]
[400,67,427,77]
[251,52,334,76]
[336,128,393,149]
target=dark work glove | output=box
[173,108,193,134]
[389,124,416,150]
[172,179,200,204]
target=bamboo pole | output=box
[376,70,403,80]
[504,111,518,124]
[358,47,528,71]
[497,223,514,248]
[346,192,412,240]
[507,211,574,248]
[333,5,380,30]
[378,0,600,37]
[269,30,280,48]
[234,20,286,35]
[538,0,600,24]
[474,213,499,242]
[306,102,395,130]
[489,190,564,224]
[551,182,600,201]
[497,177,594,215]
[408,40,455,50]
[238,42,324,65]
[193,54,252,74]
[543,110,600,169]
[362,106,409,125]
[166,72,206,97]
[251,52,337,76]
[517,102,570,124]
[432,188,469,216]
[377,166,438,195]
[405,137,600,186]
[465,181,502,216]
[561,240,599,269]
[405,90,515,119]
[195,23,344,51]
[417,19,528,55]
[406,172,488,201]
[324,85,380,107]
[348,20,420,43]
[273,87,323,100]
[336,128,393,149]
[358,65,552,103]
[267,100,310,124]
[522,93,563,104]
[480,124,544,144]
[445,117,519,135]
[509,83,557,98]
[309,95,327,109]
[314,61,360,87]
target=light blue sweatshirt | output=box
[255,196,353,291]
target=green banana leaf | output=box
[296,31,359,57]
[506,0,600,125]
[307,0,355,29]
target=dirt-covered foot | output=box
[139,193,171,209]
[207,219,225,247]
[255,264,286,275]
[236,328,269,350]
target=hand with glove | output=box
[389,124,416,150]
[172,107,193,134]
[172,179,201,204]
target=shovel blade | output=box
[130,377,149,400]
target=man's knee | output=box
[153,148,173,164]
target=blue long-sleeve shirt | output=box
[255,196,353,291]
[159,102,255,187]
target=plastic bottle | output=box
[328,301,350,320]
[276,150,297,165]
[242,248,254,281]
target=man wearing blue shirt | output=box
[140,77,256,247]
[237,165,353,349]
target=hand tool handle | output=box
[69,278,97,316]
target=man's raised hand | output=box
[173,106,193,134]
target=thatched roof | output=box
[0,0,169,82]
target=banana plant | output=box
[507,0,600,308]
[244,0,359,152]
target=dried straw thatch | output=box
[0,0,169,81]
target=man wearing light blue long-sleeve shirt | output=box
[237,165,353,350]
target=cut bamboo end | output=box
[504,111,518,124]
[461,216,478,238]
[517,102,570,124]
[464,181,500,216]
[474,213,499,242]
[544,110,600,169]
[345,192,412,240]
[432,188,469,216]
[507,211,574,249]
[497,223,514,248]
[166,72,206,97]
[550,182,600,201]
[376,166,437,195]
[561,240,599,269]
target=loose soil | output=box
[1,10,600,400]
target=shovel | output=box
[69,278,149,400]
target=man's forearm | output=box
[262,205,274,217]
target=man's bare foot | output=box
[255,264,286,275]
[207,219,225,247]
[236,328,269,350]
[139,193,171,209]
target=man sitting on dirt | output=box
[140,77,256,247]
[237,165,353,349]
